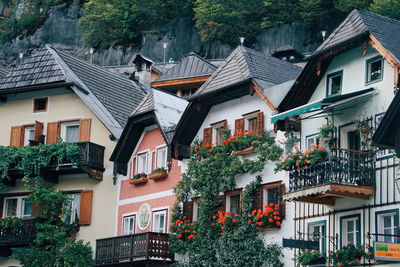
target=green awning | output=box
[271,100,322,124]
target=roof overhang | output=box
[0,82,74,95]
[151,75,210,90]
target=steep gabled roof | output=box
[192,46,301,99]
[0,68,9,79]
[154,53,217,82]
[313,9,400,62]
[0,45,146,136]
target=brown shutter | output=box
[279,184,286,219]
[10,126,24,147]
[203,127,212,145]
[256,112,264,136]
[79,190,93,225]
[46,122,60,144]
[234,119,244,135]
[34,121,44,143]
[183,201,193,221]
[252,188,263,211]
[216,195,225,212]
[32,204,43,217]
[79,118,91,142]
[223,120,228,129]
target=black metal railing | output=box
[95,232,173,265]
[75,142,105,170]
[0,218,37,246]
[288,148,375,192]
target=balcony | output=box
[0,218,37,256]
[7,142,105,184]
[284,148,375,205]
[95,232,174,266]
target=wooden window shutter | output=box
[183,201,193,221]
[252,188,263,211]
[256,112,264,136]
[79,118,91,142]
[203,127,212,145]
[32,204,43,217]
[34,121,44,143]
[279,184,286,219]
[10,126,24,147]
[216,195,225,212]
[223,120,228,129]
[46,122,60,144]
[234,118,244,135]
[79,190,93,225]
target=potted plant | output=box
[148,167,168,180]
[249,203,282,230]
[295,249,326,266]
[129,173,148,185]
[329,243,366,266]
[319,123,336,147]
[274,145,327,172]
[0,216,23,231]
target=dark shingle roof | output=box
[192,46,301,98]
[313,9,400,61]
[155,53,217,82]
[0,68,9,79]
[0,45,146,127]
[0,48,66,89]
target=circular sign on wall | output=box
[138,203,151,230]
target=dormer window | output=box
[366,56,383,84]
[327,70,343,96]
[33,97,48,113]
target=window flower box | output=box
[148,168,168,180]
[130,173,148,185]
[234,146,255,155]
[256,226,280,231]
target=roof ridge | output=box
[356,8,400,24]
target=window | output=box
[308,221,327,253]
[263,187,280,207]
[376,209,399,243]
[226,193,241,215]
[60,121,80,143]
[153,210,167,233]
[3,196,32,218]
[366,56,383,84]
[24,126,35,146]
[63,193,81,224]
[193,200,199,221]
[123,215,136,235]
[214,126,225,145]
[137,153,149,174]
[156,147,167,169]
[306,134,320,149]
[339,123,360,150]
[247,117,257,133]
[341,215,361,246]
[33,98,48,112]
[326,71,343,96]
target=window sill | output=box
[130,177,148,185]
[365,77,383,86]
[148,171,168,180]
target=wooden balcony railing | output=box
[74,141,105,171]
[288,148,375,192]
[0,218,37,247]
[95,232,173,266]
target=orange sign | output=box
[375,242,400,261]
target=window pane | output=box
[5,198,18,217]
[230,195,240,215]
[159,213,165,232]
[384,215,392,228]
[65,125,79,143]
[330,75,341,95]
[138,154,148,173]
[267,188,279,205]
[348,232,354,244]
[369,60,382,82]
[22,198,32,218]
[347,221,354,232]
[157,149,167,169]
[64,194,80,224]
[248,118,257,132]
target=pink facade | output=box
[117,128,180,235]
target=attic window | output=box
[326,70,343,96]
[366,56,383,84]
[33,98,48,113]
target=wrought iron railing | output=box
[288,148,375,192]
[0,218,37,246]
[95,232,173,265]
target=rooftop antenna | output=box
[89,48,94,64]
[321,30,327,41]
[162,42,168,65]
[239,37,245,46]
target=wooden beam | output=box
[295,196,336,206]
[251,82,278,112]
[324,192,370,200]
[151,75,210,88]
[330,184,375,197]
[369,34,400,68]
[394,65,399,88]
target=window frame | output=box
[156,146,168,169]
[308,220,327,253]
[60,120,80,143]
[122,214,136,235]
[3,195,32,219]
[243,111,259,133]
[262,185,281,209]
[23,125,35,146]
[136,152,149,174]
[63,192,81,225]
[340,214,361,247]
[305,133,320,150]
[33,97,48,113]
[366,56,384,85]
[211,120,227,145]
[375,209,400,243]
[152,209,168,233]
[225,190,242,215]
[326,70,343,97]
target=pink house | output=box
[110,88,187,236]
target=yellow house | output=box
[0,45,146,266]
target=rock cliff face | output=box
[0,0,340,68]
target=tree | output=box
[333,0,372,12]
[369,0,400,20]
[262,0,300,28]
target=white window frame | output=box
[327,71,343,96]
[122,214,136,235]
[137,152,149,174]
[152,209,167,233]
[3,196,32,218]
[342,216,360,246]
[339,123,358,150]
[308,222,326,253]
[60,120,80,143]
[24,126,35,146]
[212,122,226,144]
[262,186,280,209]
[366,57,383,84]
[305,134,320,150]
[244,113,258,133]
[378,212,397,243]
[63,193,81,224]
[225,193,241,214]
[156,146,167,169]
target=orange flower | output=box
[249,131,253,135]
[223,140,229,145]
[234,213,239,217]
[208,149,213,153]
[221,226,225,230]
[232,219,237,223]
[244,130,248,133]
[276,221,281,226]
[178,234,183,238]
[188,235,194,240]
[225,211,231,216]
[269,218,274,223]
[228,136,234,141]
[318,146,324,151]
[194,147,199,151]
[192,230,197,234]
[211,223,215,226]
[248,220,253,224]
[212,216,216,219]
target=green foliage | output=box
[262,0,301,28]
[295,249,326,266]
[0,141,81,189]
[12,187,93,267]
[0,216,23,230]
[328,243,373,265]
[334,0,372,12]
[152,167,166,174]
[275,144,327,172]
[170,131,284,266]
[132,173,147,179]
[370,0,400,20]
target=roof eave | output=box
[0,81,74,95]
